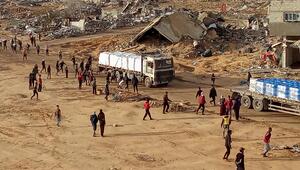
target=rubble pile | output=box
[110,89,154,102]
[151,101,197,112]
[84,19,112,34]
[273,144,300,154]
[46,26,82,39]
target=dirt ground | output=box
[0,29,300,170]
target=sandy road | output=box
[0,33,300,170]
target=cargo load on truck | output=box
[98,51,175,87]
[231,78,300,116]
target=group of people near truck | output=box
[2,33,276,170]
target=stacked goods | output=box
[249,78,300,102]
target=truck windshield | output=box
[155,59,173,69]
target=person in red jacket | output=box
[78,71,83,89]
[143,98,153,120]
[224,95,233,116]
[263,127,272,157]
[196,92,206,115]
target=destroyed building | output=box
[132,12,207,43]
[269,0,300,68]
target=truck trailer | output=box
[231,78,300,116]
[98,51,175,87]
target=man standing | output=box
[209,85,217,106]
[235,147,245,170]
[53,105,62,127]
[78,71,83,89]
[45,45,49,56]
[143,98,153,120]
[233,97,241,120]
[104,83,109,100]
[92,79,97,95]
[224,95,233,116]
[196,92,206,115]
[221,115,231,138]
[41,59,46,73]
[90,112,98,137]
[211,73,216,85]
[132,74,139,94]
[47,65,51,79]
[124,73,129,90]
[56,60,60,75]
[98,109,106,137]
[23,49,28,61]
[30,82,38,100]
[263,127,272,157]
[36,44,40,55]
[65,65,69,78]
[163,91,172,114]
[223,130,232,160]
[37,74,43,92]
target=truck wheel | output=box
[145,77,152,88]
[253,98,264,112]
[241,95,252,109]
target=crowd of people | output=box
[1,34,276,170]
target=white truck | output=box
[98,51,175,87]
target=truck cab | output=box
[142,52,175,87]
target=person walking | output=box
[53,105,62,127]
[78,71,83,89]
[223,130,232,160]
[124,73,129,90]
[233,97,241,120]
[247,72,252,85]
[36,44,40,55]
[90,112,98,137]
[104,83,109,101]
[263,127,272,157]
[163,91,172,114]
[98,109,106,137]
[196,92,206,115]
[211,73,216,85]
[235,147,245,170]
[92,79,97,95]
[221,115,231,138]
[209,85,217,106]
[71,56,76,68]
[59,60,65,73]
[47,65,51,79]
[224,95,233,116]
[75,63,78,78]
[195,87,203,99]
[65,65,69,78]
[59,50,63,60]
[30,82,38,100]
[56,60,59,75]
[132,74,139,93]
[41,59,46,73]
[143,98,153,120]
[23,49,28,61]
[220,96,226,116]
[45,45,49,56]
[37,74,43,92]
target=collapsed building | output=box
[132,12,207,43]
[269,0,300,69]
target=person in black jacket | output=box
[209,85,217,106]
[104,83,109,101]
[235,147,245,170]
[132,74,139,94]
[223,130,232,160]
[90,112,98,137]
[124,73,129,90]
[98,109,106,137]
[163,91,172,114]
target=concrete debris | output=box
[46,26,82,39]
[151,101,196,112]
[273,144,300,153]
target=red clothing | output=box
[224,99,233,109]
[38,78,42,84]
[264,132,271,143]
[78,73,83,81]
[198,95,206,105]
[144,101,150,110]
